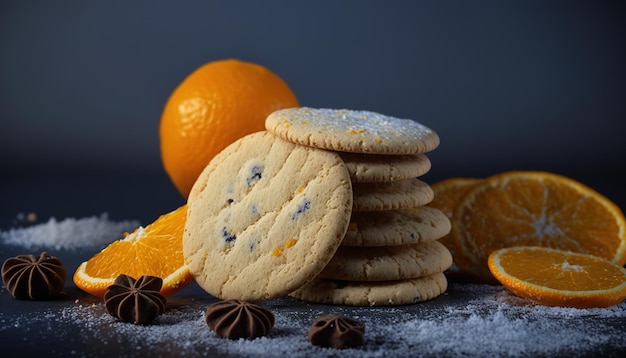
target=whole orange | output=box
[159,58,299,198]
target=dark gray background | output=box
[1,0,625,224]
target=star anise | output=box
[205,299,275,339]
[308,314,366,349]
[104,274,166,325]
[1,252,66,300]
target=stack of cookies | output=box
[265,108,452,306]
[183,107,451,307]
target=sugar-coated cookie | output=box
[265,107,440,155]
[352,178,434,212]
[338,152,431,183]
[183,131,353,302]
[342,207,450,247]
[290,272,448,306]
[318,241,452,281]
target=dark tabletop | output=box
[1,172,625,357]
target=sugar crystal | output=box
[0,213,140,250]
[0,216,624,357]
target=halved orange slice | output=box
[73,205,193,297]
[429,177,482,275]
[488,246,626,308]
[454,171,626,283]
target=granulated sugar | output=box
[1,285,624,357]
[1,215,625,357]
[0,214,139,250]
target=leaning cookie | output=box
[290,272,448,306]
[183,131,353,302]
[265,107,440,155]
[342,207,451,247]
[318,241,452,282]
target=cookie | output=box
[342,207,451,247]
[338,152,431,183]
[183,131,353,302]
[265,107,440,155]
[352,178,434,211]
[318,241,452,281]
[290,272,448,306]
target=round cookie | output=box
[342,207,451,247]
[265,107,440,155]
[290,272,448,306]
[352,178,434,212]
[183,131,353,302]
[318,241,452,281]
[338,152,431,183]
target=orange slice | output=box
[454,171,626,283]
[429,177,482,272]
[73,205,193,298]
[488,246,626,308]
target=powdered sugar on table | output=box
[1,284,624,357]
[0,215,625,357]
[1,213,139,250]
